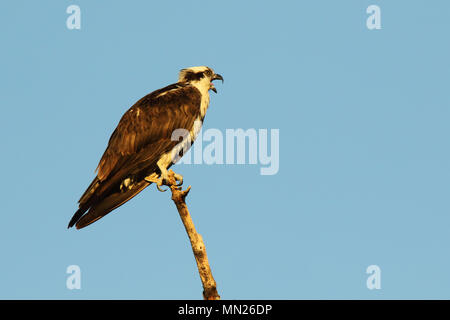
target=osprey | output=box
[68,66,223,229]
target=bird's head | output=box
[178,66,223,94]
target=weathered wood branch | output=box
[164,170,220,300]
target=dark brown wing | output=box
[97,83,199,180]
[68,83,202,229]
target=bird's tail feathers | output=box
[73,180,150,229]
[68,205,89,229]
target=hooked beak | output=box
[212,73,224,82]
[210,73,223,93]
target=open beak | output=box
[210,73,223,93]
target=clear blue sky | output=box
[1,0,449,299]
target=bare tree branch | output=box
[163,170,220,300]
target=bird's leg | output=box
[144,172,168,192]
[160,169,183,188]
[144,170,183,192]
[156,158,183,188]
[145,157,184,191]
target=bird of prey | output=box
[68,66,223,229]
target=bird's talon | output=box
[145,175,168,192]
[173,173,183,186]
[146,171,183,191]
[157,184,167,192]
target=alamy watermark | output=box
[366,5,381,30]
[66,265,81,290]
[170,121,280,176]
[66,5,81,30]
[366,265,381,290]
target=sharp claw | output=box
[172,172,183,186]
[157,184,167,192]
[145,175,168,192]
[146,171,183,191]
[174,175,183,186]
